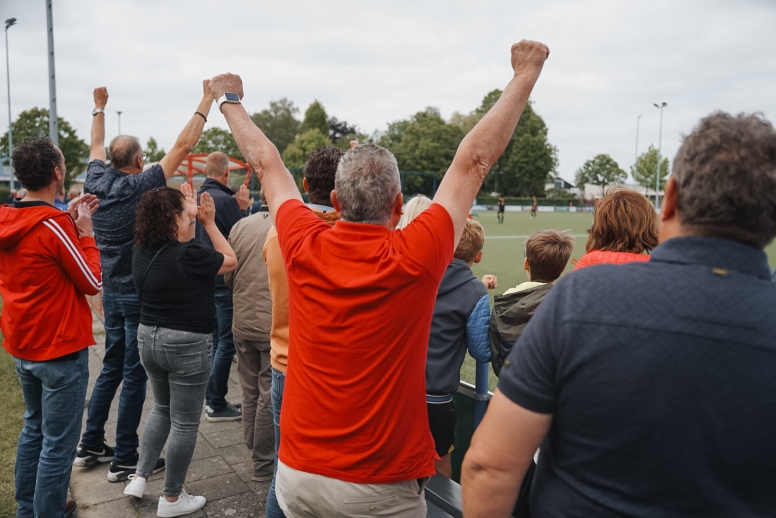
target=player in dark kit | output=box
[497,196,505,223]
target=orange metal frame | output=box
[167,153,254,187]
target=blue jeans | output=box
[205,287,236,410]
[81,289,147,464]
[266,368,286,518]
[14,349,89,518]
[136,325,211,496]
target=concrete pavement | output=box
[69,311,268,518]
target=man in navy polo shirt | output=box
[75,82,214,482]
[463,112,776,517]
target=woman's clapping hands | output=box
[180,182,198,220]
[198,192,216,226]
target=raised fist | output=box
[510,40,550,75]
[209,73,244,103]
[202,79,212,99]
[481,274,498,290]
[94,87,108,109]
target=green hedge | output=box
[477,196,580,207]
[0,187,9,204]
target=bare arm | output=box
[433,40,549,248]
[198,192,237,274]
[159,80,214,180]
[89,87,108,163]
[209,74,302,221]
[461,390,552,518]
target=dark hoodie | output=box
[489,282,553,376]
[0,200,102,360]
[196,178,247,288]
[426,258,491,399]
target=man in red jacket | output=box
[0,137,102,518]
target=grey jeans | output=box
[234,335,274,477]
[136,324,212,496]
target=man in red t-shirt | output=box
[208,39,549,517]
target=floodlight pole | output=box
[46,0,58,146]
[5,17,16,190]
[117,111,122,135]
[635,114,642,193]
[653,102,667,209]
[635,115,642,163]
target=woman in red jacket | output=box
[574,187,658,270]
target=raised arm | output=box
[208,74,302,221]
[89,87,108,163]
[433,40,549,248]
[159,80,214,180]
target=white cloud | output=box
[2,0,774,183]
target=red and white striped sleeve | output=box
[42,216,103,295]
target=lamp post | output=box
[653,102,667,209]
[635,115,642,163]
[635,114,642,193]
[46,1,58,146]
[117,110,122,135]
[5,17,16,191]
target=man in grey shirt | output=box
[225,190,274,482]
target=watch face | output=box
[225,93,240,102]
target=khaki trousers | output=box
[234,335,274,477]
[276,461,428,518]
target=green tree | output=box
[452,91,557,196]
[250,98,301,155]
[379,107,464,196]
[300,100,329,136]
[0,107,88,188]
[144,137,166,162]
[575,154,627,193]
[282,129,330,168]
[631,145,670,194]
[193,127,243,161]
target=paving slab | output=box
[70,310,267,518]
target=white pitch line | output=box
[485,234,589,239]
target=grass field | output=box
[460,209,776,390]
[0,301,24,517]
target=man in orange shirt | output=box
[209,39,549,517]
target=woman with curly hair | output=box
[123,184,236,517]
[574,187,658,270]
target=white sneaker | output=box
[124,474,146,498]
[156,489,206,517]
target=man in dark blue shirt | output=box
[462,112,776,517]
[75,82,214,483]
[195,151,250,422]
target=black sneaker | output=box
[73,443,114,467]
[205,402,242,422]
[107,457,165,482]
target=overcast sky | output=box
[2,0,775,183]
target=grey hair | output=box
[672,112,776,248]
[206,151,230,178]
[109,135,142,170]
[335,144,401,225]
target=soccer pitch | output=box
[461,209,776,391]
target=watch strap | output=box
[92,108,105,116]
[217,94,241,111]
